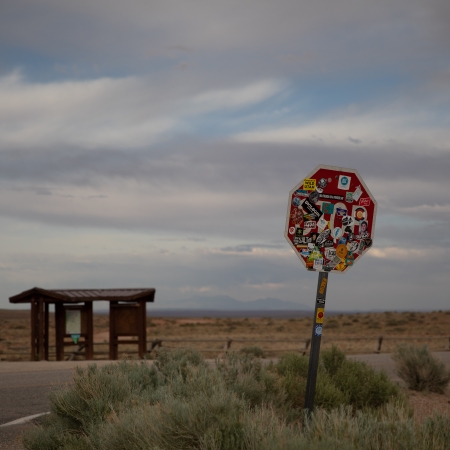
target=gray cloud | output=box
[1,0,448,82]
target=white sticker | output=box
[347,241,359,253]
[332,227,343,239]
[338,175,351,190]
[313,258,323,270]
[304,221,316,229]
[325,248,336,260]
[317,217,328,230]
[353,185,362,201]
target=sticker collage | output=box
[286,167,376,273]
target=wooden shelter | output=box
[9,287,155,361]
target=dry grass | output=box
[1,309,450,361]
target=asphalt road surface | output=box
[0,370,73,425]
[0,360,114,449]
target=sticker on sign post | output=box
[316,308,324,323]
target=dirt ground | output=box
[1,309,450,361]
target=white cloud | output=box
[0,71,282,150]
[189,80,283,112]
[232,103,450,151]
[368,246,438,261]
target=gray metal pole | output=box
[304,271,329,415]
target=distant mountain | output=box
[152,295,312,311]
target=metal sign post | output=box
[304,271,328,414]
[284,165,377,415]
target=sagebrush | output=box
[392,344,450,393]
[23,347,449,450]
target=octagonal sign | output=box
[285,165,377,273]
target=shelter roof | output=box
[9,287,155,304]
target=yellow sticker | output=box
[303,178,316,191]
[336,262,347,271]
[336,244,348,259]
[316,308,324,323]
[318,278,327,295]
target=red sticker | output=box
[359,197,371,206]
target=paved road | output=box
[0,370,73,425]
[0,360,117,449]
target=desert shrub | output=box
[327,318,340,328]
[275,353,309,378]
[216,351,288,414]
[275,355,347,411]
[97,369,248,450]
[320,346,400,409]
[155,347,207,380]
[321,345,346,377]
[274,348,399,411]
[24,360,163,449]
[239,346,266,358]
[331,358,400,409]
[392,345,450,393]
[23,349,412,450]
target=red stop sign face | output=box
[285,165,377,273]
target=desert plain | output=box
[1,308,450,361]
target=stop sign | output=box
[285,165,377,273]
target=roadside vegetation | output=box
[23,347,450,450]
[393,344,450,393]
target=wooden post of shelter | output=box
[38,297,45,361]
[30,297,36,361]
[44,301,50,360]
[55,302,65,361]
[85,301,94,360]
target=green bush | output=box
[275,353,309,378]
[331,357,400,409]
[275,346,399,411]
[392,345,450,393]
[321,345,346,376]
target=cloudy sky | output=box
[1,0,449,311]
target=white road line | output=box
[0,412,49,427]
